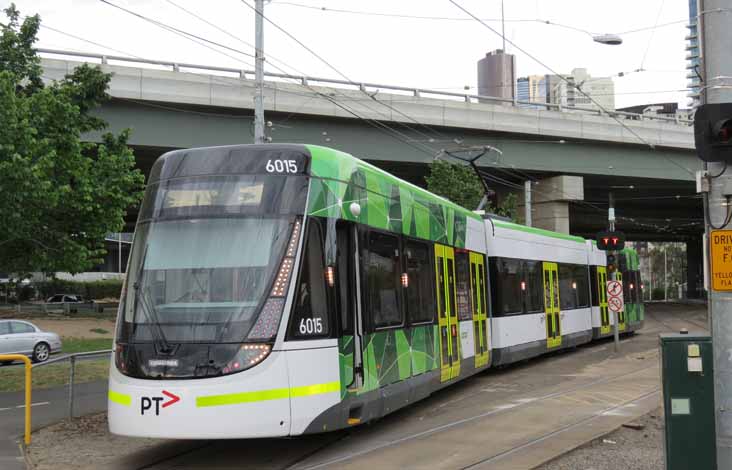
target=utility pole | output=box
[253,0,266,144]
[524,180,532,227]
[664,246,668,302]
[700,0,732,465]
[609,192,620,353]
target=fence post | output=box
[15,304,20,314]
[68,355,76,420]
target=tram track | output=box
[294,362,659,470]
[458,388,661,469]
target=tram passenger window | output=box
[336,222,353,335]
[366,232,402,328]
[489,258,523,316]
[455,251,472,321]
[558,264,577,310]
[289,222,330,338]
[525,261,544,313]
[573,265,590,308]
[589,266,599,306]
[404,240,435,324]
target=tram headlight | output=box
[222,343,272,374]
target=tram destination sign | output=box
[710,230,732,291]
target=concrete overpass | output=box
[39,49,701,243]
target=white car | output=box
[0,320,62,363]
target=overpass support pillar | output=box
[686,235,704,299]
[517,175,584,234]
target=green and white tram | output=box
[108,144,641,439]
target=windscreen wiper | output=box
[132,244,173,354]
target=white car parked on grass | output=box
[0,320,62,363]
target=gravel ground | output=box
[26,413,161,470]
[535,408,665,470]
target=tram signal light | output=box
[595,231,625,251]
[694,103,732,162]
[607,254,617,273]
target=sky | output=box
[2,0,692,109]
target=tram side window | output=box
[455,251,473,321]
[366,232,403,329]
[573,265,590,308]
[404,240,435,324]
[289,222,330,339]
[558,264,576,310]
[524,261,544,313]
[489,258,523,316]
[589,266,599,306]
[336,222,353,335]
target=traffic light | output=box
[607,254,617,273]
[694,103,732,162]
[596,231,626,251]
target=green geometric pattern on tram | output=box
[395,330,411,380]
[305,145,473,248]
[338,336,354,399]
[409,325,438,375]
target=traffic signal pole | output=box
[253,0,266,144]
[699,0,732,465]
[609,192,620,353]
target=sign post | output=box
[607,280,625,318]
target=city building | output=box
[477,49,516,105]
[552,68,615,111]
[516,74,547,108]
[686,0,701,106]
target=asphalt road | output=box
[0,380,108,470]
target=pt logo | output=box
[141,390,180,416]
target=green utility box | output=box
[660,333,716,470]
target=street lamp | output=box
[541,21,624,45]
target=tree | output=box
[425,159,518,221]
[425,159,484,210]
[0,4,144,275]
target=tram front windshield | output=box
[118,174,307,350]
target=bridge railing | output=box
[37,48,693,126]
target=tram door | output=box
[470,253,489,368]
[542,262,562,349]
[435,244,460,382]
[597,266,611,335]
[616,272,626,331]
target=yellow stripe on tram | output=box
[196,381,340,408]
[109,390,132,406]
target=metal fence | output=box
[37,48,693,125]
[0,302,118,315]
[33,349,112,420]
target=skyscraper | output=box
[686,0,701,106]
[518,69,615,112]
[477,50,516,105]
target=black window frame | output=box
[286,217,334,340]
[362,228,404,331]
[403,236,437,326]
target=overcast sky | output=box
[3,0,691,109]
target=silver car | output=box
[0,320,62,363]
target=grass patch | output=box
[61,337,113,354]
[88,328,110,335]
[0,358,109,393]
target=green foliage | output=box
[34,279,123,300]
[0,5,144,275]
[425,159,519,222]
[425,159,484,210]
[495,193,518,222]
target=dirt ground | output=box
[27,413,159,470]
[535,408,665,470]
[31,318,116,338]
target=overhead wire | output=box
[44,2,684,228]
[238,0,451,145]
[98,0,444,156]
[446,0,697,178]
[639,0,666,71]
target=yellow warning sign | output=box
[710,230,732,291]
